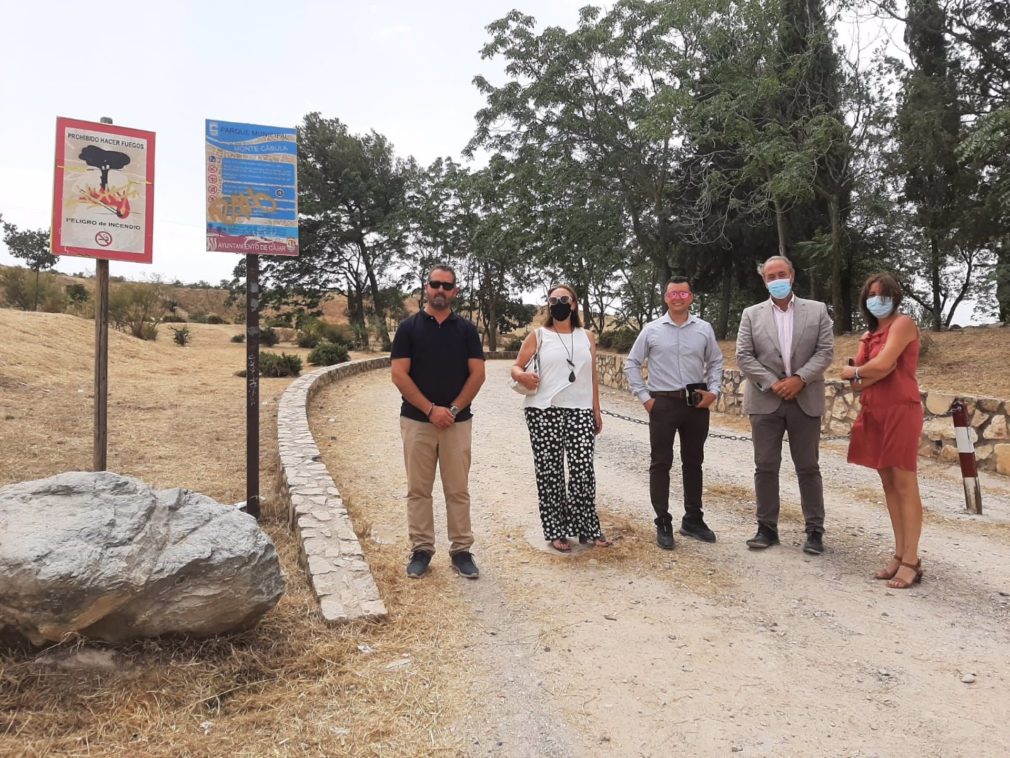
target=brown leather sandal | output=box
[549,538,572,553]
[874,554,902,580]
[886,560,923,589]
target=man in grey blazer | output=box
[735,255,834,555]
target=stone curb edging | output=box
[276,357,392,624]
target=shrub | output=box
[163,314,187,323]
[602,327,638,353]
[206,313,226,324]
[109,281,165,339]
[504,335,523,351]
[230,333,246,343]
[65,283,90,303]
[259,351,302,377]
[0,268,65,311]
[265,314,293,328]
[317,322,356,346]
[294,318,354,349]
[38,282,68,313]
[171,326,191,346]
[296,331,320,348]
[189,312,210,323]
[308,341,350,366]
[260,326,279,346]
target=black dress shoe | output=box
[679,521,717,543]
[803,532,824,555]
[746,529,780,549]
[656,522,676,550]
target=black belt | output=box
[650,390,688,399]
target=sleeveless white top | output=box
[524,327,594,410]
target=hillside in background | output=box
[0,265,363,325]
[2,266,1008,400]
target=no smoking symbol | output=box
[95,231,113,247]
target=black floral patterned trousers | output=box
[524,406,604,541]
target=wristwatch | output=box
[449,404,461,418]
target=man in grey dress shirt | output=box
[625,276,725,550]
[735,255,834,556]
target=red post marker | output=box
[951,400,982,514]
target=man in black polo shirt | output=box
[391,264,486,579]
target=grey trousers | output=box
[749,401,825,535]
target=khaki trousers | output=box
[400,417,474,555]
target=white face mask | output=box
[866,295,894,319]
[767,279,792,299]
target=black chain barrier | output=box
[601,406,957,443]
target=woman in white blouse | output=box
[511,284,610,552]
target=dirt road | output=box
[311,360,1010,757]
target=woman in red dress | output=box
[841,273,924,590]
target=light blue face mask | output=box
[767,279,792,299]
[866,295,894,319]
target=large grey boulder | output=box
[0,471,285,645]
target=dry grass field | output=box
[0,306,1007,757]
[0,310,477,756]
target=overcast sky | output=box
[3,3,976,324]
[0,0,584,284]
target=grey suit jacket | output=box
[735,296,834,417]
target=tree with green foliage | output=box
[2,219,58,311]
[468,2,706,281]
[951,1,1010,321]
[459,156,539,350]
[244,113,408,349]
[893,0,972,330]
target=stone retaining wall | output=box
[597,352,1010,475]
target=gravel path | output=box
[313,360,1010,757]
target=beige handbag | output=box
[507,329,541,395]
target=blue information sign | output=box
[205,119,298,255]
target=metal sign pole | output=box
[246,254,261,519]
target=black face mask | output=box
[550,302,573,321]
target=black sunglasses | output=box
[428,280,456,291]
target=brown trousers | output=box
[400,417,474,555]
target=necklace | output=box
[555,328,576,383]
